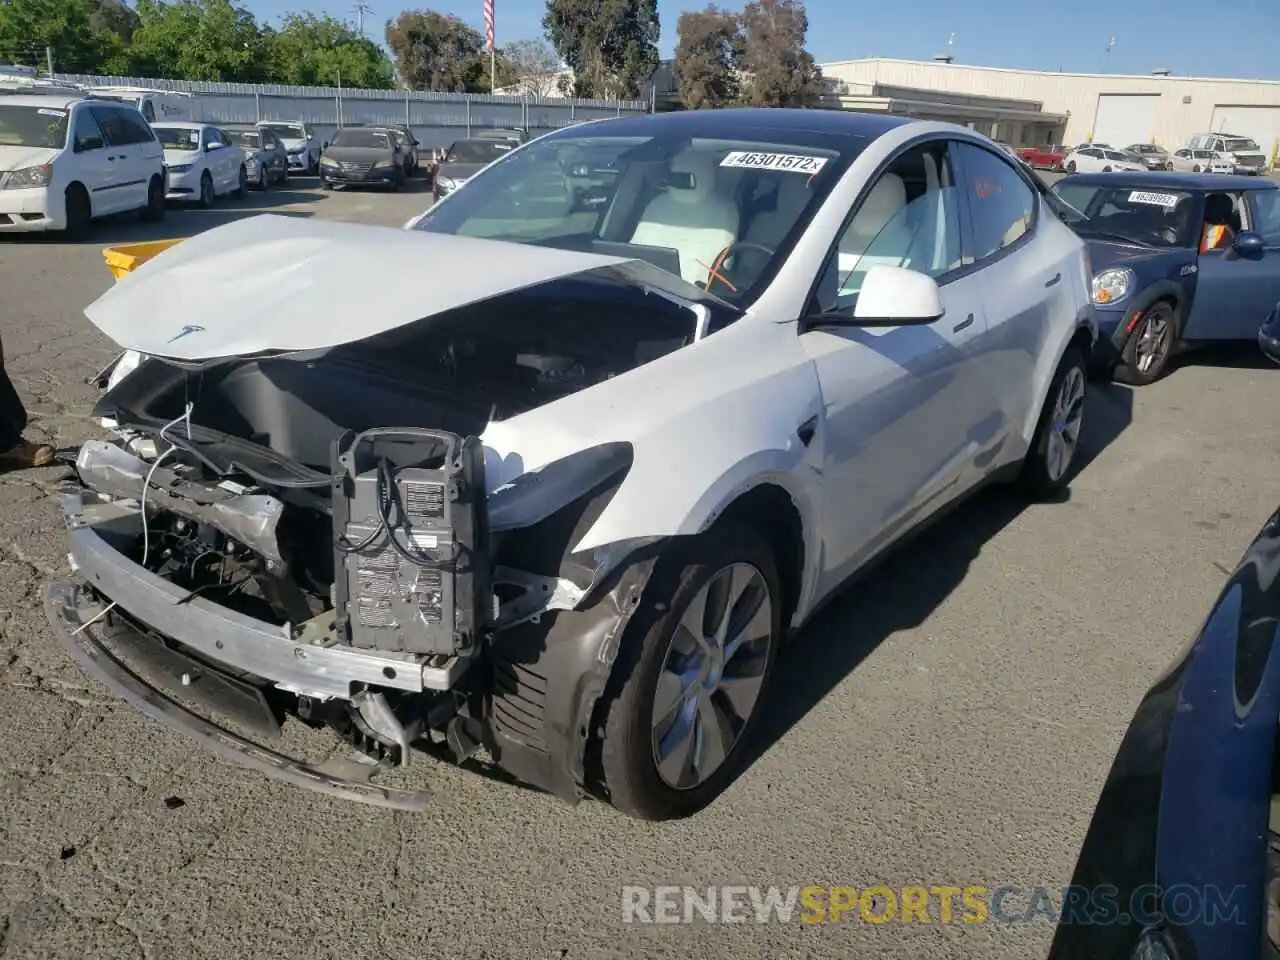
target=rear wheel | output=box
[597,521,782,821]
[1116,301,1177,386]
[139,175,165,223]
[1066,161,1077,173]
[1020,347,1087,499]
[1102,165,1112,172]
[62,183,91,238]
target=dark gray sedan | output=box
[432,137,518,201]
[225,127,289,188]
[319,126,407,191]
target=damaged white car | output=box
[49,109,1096,821]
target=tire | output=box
[321,180,333,191]
[1115,300,1177,386]
[258,166,268,190]
[139,175,165,223]
[234,165,248,198]
[1102,166,1112,172]
[390,169,405,192]
[1193,165,1201,172]
[596,520,782,821]
[1066,161,1077,173]
[1020,346,1088,499]
[62,183,91,239]
[198,171,215,208]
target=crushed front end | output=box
[47,414,651,810]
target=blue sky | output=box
[257,0,1279,80]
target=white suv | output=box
[0,90,166,236]
[1186,133,1269,175]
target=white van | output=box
[0,89,167,235]
[85,86,197,124]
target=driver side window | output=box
[812,139,964,314]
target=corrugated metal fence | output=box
[53,73,653,150]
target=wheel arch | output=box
[1111,281,1184,353]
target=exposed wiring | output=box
[75,403,193,638]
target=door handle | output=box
[952,313,974,332]
[1044,272,1062,288]
[107,155,116,161]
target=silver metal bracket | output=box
[492,565,585,629]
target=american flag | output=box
[484,0,495,52]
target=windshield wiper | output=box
[1076,228,1152,247]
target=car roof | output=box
[1055,171,1277,192]
[0,92,84,109]
[566,107,913,141]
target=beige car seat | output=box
[630,150,739,285]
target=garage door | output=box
[1210,106,1280,167]
[1091,93,1160,148]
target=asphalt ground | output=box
[0,169,1276,960]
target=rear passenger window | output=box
[92,106,153,145]
[1250,191,1280,245]
[140,100,156,123]
[956,143,1037,262]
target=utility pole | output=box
[353,0,370,36]
[45,46,53,79]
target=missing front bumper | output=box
[43,579,433,811]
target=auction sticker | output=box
[721,151,828,174]
[1128,190,1180,208]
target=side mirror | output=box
[851,266,945,326]
[1233,231,1266,259]
[307,133,314,141]
[206,142,223,151]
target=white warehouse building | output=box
[818,57,1280,163]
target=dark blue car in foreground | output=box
[1047,173,1280,384]
[1050,505,1280,959]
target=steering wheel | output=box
[702,241,777,293]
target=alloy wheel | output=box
[1134,310,1173,375]
[650,562,774,790]
[1045,366,1085,483]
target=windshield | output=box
[260,123,304,140]
[155,127,199,151]
[445,139,516,164]
[1224,138,1259,152]
[0,104,68,149]
[414,126,855,305]
[332,128,390,149]
[1103,150,1130,161]
[227,130,261,149]
[1051,183,1195,248]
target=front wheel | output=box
[1116,301,1177,386]
[596,521,782,821]
[234,165,248,198]
[1020,347,1088,499]
[1193,165,1201,172]
[1102,165,1112,172]
[258,166,268,190]
[1066,161,1077,173]
[198,171,215,208]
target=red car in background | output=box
[1018,144,1070,170]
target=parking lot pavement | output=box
[0,175,1276,960]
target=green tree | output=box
[543,0,659,99]
[673,5,742,110]
[385,9,500,93]
[267,13,393,88]
[737,0,822,107]
[86,0,142,73]
[0,0,108,74]
[128,0,269,81]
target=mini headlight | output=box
[1092,267,1134,305]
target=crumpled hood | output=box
[84,214,724,362]
[0,145,58,173]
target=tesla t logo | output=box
[166,324,205,344]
